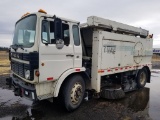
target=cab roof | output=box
[18,12,80,24]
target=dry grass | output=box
[0,51,10,75]
[152,54,160,62]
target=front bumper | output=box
[6,75,37,101]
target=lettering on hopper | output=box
[104,45,116,54]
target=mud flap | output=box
[6,77,12,88]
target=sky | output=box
[0,0,160,47]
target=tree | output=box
[0,47,9,51]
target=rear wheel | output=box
[136,68,148,88]
[62,75,85,111]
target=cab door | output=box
[39,18,74,82]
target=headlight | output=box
[25,70,30,79]
[17,54,19,58]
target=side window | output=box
[42,20,50,43]
[72,25,80,46]
[50,21,55,44]
[63,24,70,45]
[41,20,70,45]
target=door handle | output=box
[66,54,74,57]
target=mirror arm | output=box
[53,15,56,19]
[41,15,56,20]
[45,43,48,46]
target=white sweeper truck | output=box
[6,9,153,111]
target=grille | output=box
[11,61,33,80]
[10,52,38,81]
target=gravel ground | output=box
[152,61,160,69]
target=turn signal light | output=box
[98,70,104,73]
[35,70,40,77]
[38,9,47,14]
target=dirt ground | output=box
[0,51,160,120]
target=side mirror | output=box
[54,18,62,40]
[56,39,64,49]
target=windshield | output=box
[13,15,37,48]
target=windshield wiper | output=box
[11,44,18,51]
[10,44,24,51]
[18,45,24,50]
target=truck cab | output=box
[8,10,88,111]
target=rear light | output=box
[149,34,153,38]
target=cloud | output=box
[153,34,160,48]
[0,34,12,47]
[0,0,160,47]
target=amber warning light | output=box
[38,9,47,14]
[21,12,30,18]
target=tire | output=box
[62,75,85,111]
[136,68,148,88]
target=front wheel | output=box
[136,68,148,88]
[62,75,85,111]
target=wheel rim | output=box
[70,82,83,105]
[140,72,146,85]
